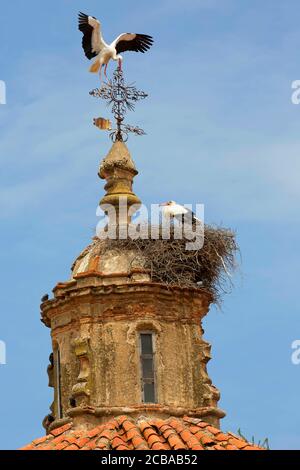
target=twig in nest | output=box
[75,224,238,306]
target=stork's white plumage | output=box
[160,201,201,224]
[78,12,154,82]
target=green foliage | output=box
[237,428,270,450]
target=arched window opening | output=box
[139,332,156,403]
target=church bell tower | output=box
[21,68,261,452]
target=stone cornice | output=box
[47,404,226,432]
[41,282,212,329]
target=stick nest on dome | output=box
[92,225,238,305]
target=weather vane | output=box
[78,12,153,142]
[90,69,148,142]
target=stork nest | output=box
[89,224,238,305]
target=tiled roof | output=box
[21,416,263,451]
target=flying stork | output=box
[78,12,154,82]
[159,201,202,225]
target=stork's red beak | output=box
[159,202,168,206]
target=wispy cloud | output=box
[1,17,299,224]
[0,54,102,218]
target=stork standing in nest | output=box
[78,12,154,83]
[160,201,202,225]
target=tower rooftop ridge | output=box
[21,415,264,451]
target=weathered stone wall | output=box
[42,279,224,430]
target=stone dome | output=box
[71,237,151,285]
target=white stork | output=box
[159,201,202,225]
[78,12,154,82]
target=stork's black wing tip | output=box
[78,12,88,19]
[142,34,154,40]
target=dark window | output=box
[54,348,63,419]
[140,333,156,403]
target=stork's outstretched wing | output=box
[113,33,154,54]
[78,12,107,60]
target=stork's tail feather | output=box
[89,60,101,73]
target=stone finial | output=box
[98,141,141,225]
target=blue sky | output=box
[0,0,300,450]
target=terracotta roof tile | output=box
[228,437,248,449]
[226,444,239,450]
[123,420,136,432]
[183,417,202,425]
[87,426,103,438]
[246,445,264,451]
[116,415,128,425]
[85,438,98,450]
[180,429,196,443]
[200,435,215,446]
[21,443,35,450]
[143,427,158,440]
[50,423,72,437]
[52,434,66,444]
[64,436,78,445]
[138,421,152,432]
[213,444,226,450]
[77,437,90,448]
[151,443,165,450]
[189,425,202,434]
[64,444,79,450]
[20,415,264,451]
[197,422,210,429]
[169,418,180,428]
[39,444,55,450]
[126,429,141,440]
[148,434,162,447]
[151,419,165,429]
[161,428,177,439]
[55,442,69,450]
[173,424,186,434]
[192,444,204,450]
[187,437,202,449]
[168,434,186,449]
[160,423,173,432]
[206,425,221,435]
[98,429,115,440]
[112,436,126,448]
[32,436,49,445]
[132,435,147,448]
[215,432,230,442]
[173,443,187,450]
[96,443,109,450]
[194,430,207,440]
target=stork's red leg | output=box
[104,63,108,79]
[99,65,103,85]
[118,59,122,71]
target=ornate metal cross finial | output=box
[90,68,148,142]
